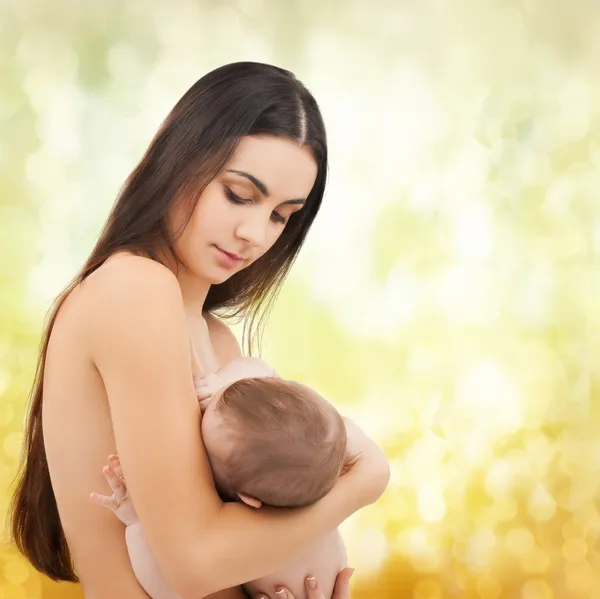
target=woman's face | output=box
[172,135,318,285]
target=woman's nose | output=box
[235,212,270,247]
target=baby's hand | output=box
[195,372,227,407]
[89,454,138,526]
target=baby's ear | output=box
[340,451,359,477]
[238,493,263,508]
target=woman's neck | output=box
[157,249,211,316]
[177,269,211,316]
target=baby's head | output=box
[201,377,347,507]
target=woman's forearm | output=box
[182,451,389,598]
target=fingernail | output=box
[275,589,287,598]
[306,576,317,589]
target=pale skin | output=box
[91,355,349,599]
[42,135,390,599]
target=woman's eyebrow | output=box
[226,169,306,205]
[226,169,269,196]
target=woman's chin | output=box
[207,271,236,286]
[206,263,248,285]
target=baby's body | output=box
[94,356,348,599]
[199,357,348,508]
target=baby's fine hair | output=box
[215,378,347,507]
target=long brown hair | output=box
[9,61,328,582]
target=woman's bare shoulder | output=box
[82,252,179,301]
[73,252,187,359]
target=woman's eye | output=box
[225,187,251,205]
[226,186,288,225]
[271,211,288,225]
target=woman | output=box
[10,62,389,599]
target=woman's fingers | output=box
[252,569,355,599]
[253,588,296,599]
[331,568,354,599]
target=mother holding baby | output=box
[9,62,389,599]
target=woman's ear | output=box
[238,492,263,508]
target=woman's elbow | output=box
[374,456,391,500]
[363,448,391,505]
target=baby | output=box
[92,356,349,599]
[198,357,348,508]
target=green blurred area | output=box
[2,0,600,597]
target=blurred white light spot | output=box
[351,528,388,573]
[436,266,499,324]
[418,483,447,522]
[558,78,591,142]
[467,528,496,572]
[505,527,535,557]
[544,178,573,216]
[456,359,523,437]
[528,484,557,522]
[399,528,440,572]
[453,203,493,261]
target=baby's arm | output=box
[90,456,183,599]
[243,530,348,599]
[91,457,249,599]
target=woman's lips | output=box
[213,245,245,268]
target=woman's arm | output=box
[87,255,389,599]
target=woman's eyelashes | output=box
[224,186,288,224]
[224,186,249,205]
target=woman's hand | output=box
[252,569,354,599]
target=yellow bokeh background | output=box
[2,0,600,597]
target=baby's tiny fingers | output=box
[90,492,117,511]
[198,397,212,410]
[102,465,127,500]
[108,454,125,482]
